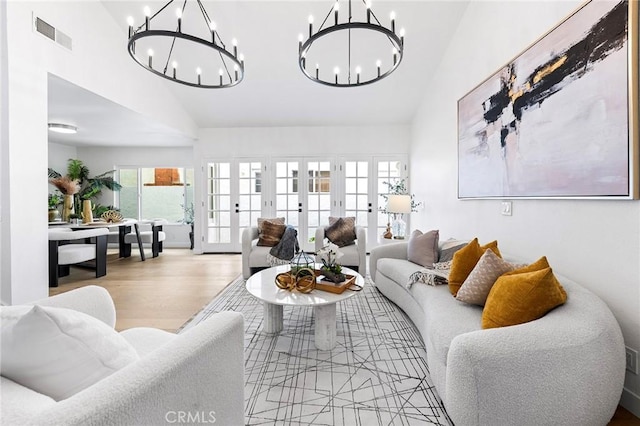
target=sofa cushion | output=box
[337,243,360,268]
[482,263,567,329]
[448,239,500,296]
[456,249,518,306]
[407,229,439,268]
[0,305,139,401]
[325,217,357,247]
[412,283,482,367]
[121,327,176,357]
[257,219,286,247]
[249,244,272,267]
[376,258,423,291]
[0,376,56,425]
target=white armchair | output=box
[48,228,109,287]
[242,226,269,279]
[1,286,245,425]
[315,226,367,274]
[123,219,167,260]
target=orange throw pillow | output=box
[448,238,500,296]
[482,264,567,329]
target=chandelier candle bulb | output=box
[239,53,245,67]
[356,66,361,84]
[376,59,381,77]
[400,27,405,45]
[234,64,239,81]
[393,48,398,65]
[308,15,314,37]
[147,49,153,68]
[144,6,150,29]
[176,8,182,32]
[127,16,134,38]
[196,67,202,85]
[172,61,177,79]
[232,38,237,57]
[316,63,319,79]
[219,68,223,85]
[334,2,339,25]
[210,21,216,43]
[390,11,396,33]
[366,1,371,23]
[334,66,339,84]
[298,33,303,50]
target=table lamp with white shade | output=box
[387,194,412,239]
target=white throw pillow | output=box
[0,305,139,401]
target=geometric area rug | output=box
[180,276,452,425]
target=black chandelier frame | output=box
[298,0,404,88]
[127,0,244,89]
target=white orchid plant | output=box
[317,243,344,273]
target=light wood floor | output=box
[48,249,639,424]
[49,249,242,332]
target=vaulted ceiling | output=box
[48,1,469,146]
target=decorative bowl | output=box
[101,210,123,223]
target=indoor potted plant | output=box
[48,158,122,220]
[48,192,63,222]
[317,243,345,283]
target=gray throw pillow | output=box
[438,242,468,263]
[325,217,356,247]
[407,229,439,268]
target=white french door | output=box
[335,157,406,249]
[202,159,264,252]
[274,158,334,252]
[200,156,406,253]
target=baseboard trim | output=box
[620,386,640,418]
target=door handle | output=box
[235,203,240,213]
[298,203,302,213]
[368,202,372,213]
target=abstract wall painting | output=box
[458,0,638,199]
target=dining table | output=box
[66,218,145,260]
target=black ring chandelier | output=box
[126,0,244,89]
[298,0,404,88]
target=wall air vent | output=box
[33,15,73,51]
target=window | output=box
[117,167,194,222]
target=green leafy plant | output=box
[379,178,422,214]
[48,159,122,216]
[48,192,63,209]
[181,202,195,225]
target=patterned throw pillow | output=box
[448,238,501,296]
[456,249,518,306]
[482,259,567,329]
[407,229,439,268]
[257,218,286,247]
[325,217,357,247]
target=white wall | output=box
[48,142,77,175]
[410,0,640,415]
[1,1,196,304]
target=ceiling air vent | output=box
[33,15,73,51]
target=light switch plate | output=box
[501,201,512,216]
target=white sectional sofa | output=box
[1,286,245,425]
[370,241,626,426]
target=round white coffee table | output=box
[245,264,364,350]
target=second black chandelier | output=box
[298,0,404,87]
